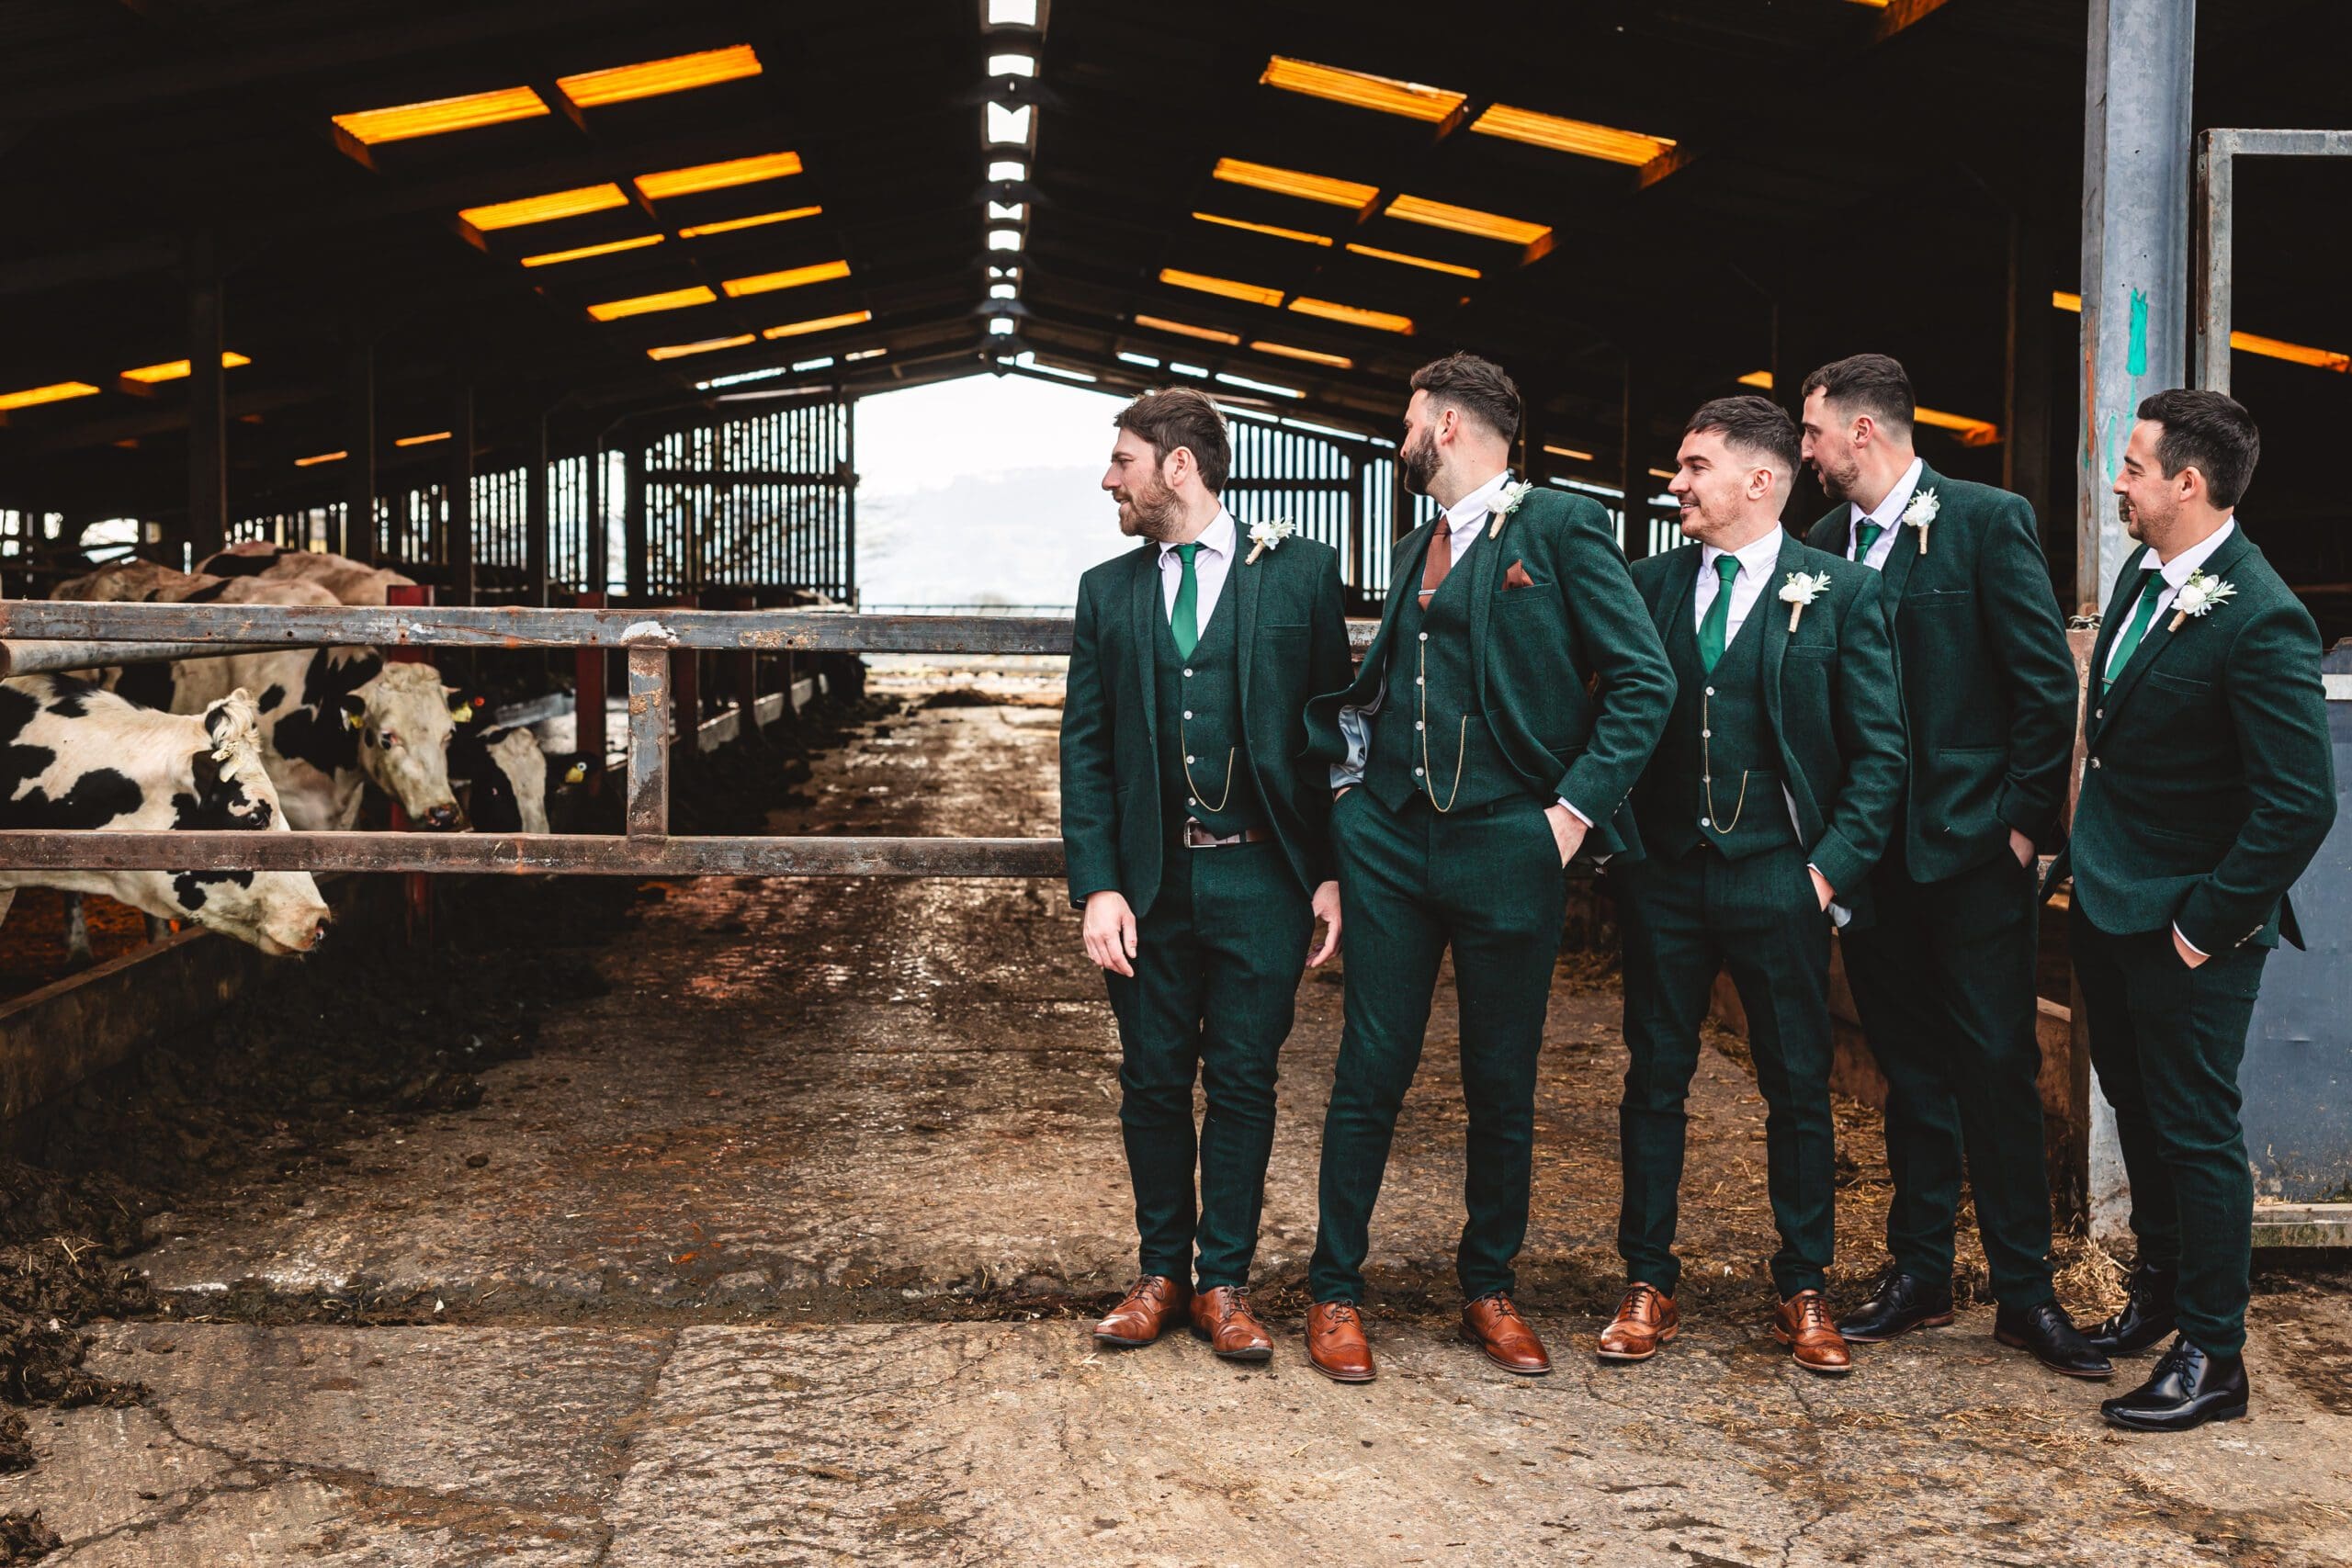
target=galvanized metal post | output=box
[525,412,550,608]
[625,644,671,837]
[2076,0,2195,615]
[344,339,376,564]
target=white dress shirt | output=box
[2101,517,2237,679]
[1847,456,1926,570]
[1158,508,1237,629]
[1693,528,1787,640]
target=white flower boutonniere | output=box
[1903,488,1940,555]
[1487,479,1536,538]
[2168,569,2237,632]
[1244,516,1297,565]
[1779,570,1834,633]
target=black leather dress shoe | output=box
[2101,1337,2247,1431]
[1994,1300,2114,1379]
[1837,1270,1954,1343]
[2083,1263,2178,1357]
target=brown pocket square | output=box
[1503,559,1536,590]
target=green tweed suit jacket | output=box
[2049,525,2335,952]
[1303,486,1677,860]
[1805,464,2079,881]
[1060,531,1353,917]
[1628,533,1909,917]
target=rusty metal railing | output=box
[0,601,1378,878]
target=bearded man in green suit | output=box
[1597,396,1905,1376]
[1061,387,1352,1364]
[2055,389,2335,1431]
[1298,353,1676,1383]
[1797,354,2111,1380]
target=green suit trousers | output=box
[1310,786,1567,1303]
[1103,838,1312,1291]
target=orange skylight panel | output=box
[1258,57,1464,122]
[586,285,718,321]
[1468,105,1675,166]
[635,152,802,201]
[1250,341,1354,368]
[1212,158,1377,209]
[394,431,452,446]
[0,381,101,412]
[1345,243,1480,278]
[1384,194,1550,245]
[721,260,851,298]
[334,85,548,145]
[761,310,874,340]
[1287,297,1414,333]
[1160,268,1284,307]
[120,352,252,383]
[558,45,762,107]
[519,235,665,267]
[648,333,758,361]
[294,450,347,467]
[678,206,822,238]
[1135,315,1242,345]
[459,183,628,230]
[1194,212,1332,246]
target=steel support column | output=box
[343,339,376,564]
[2076,0,2195,614]
[524,411,549,607]
[446,385,475,605]
[186,231,227,561]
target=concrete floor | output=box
[7,671,2349,1566]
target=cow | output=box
[196,544,416,605]
[0,677,331,956]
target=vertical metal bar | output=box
[526,412,550,607]
[447,385,476,604]
[344,339,376,564]
[575,589,608,784]
[672,592,700,733]
[186,231,228,562]
[590,446,610,594]
[625,643,671,837]
[842,397,858,604]
[2076,0,2195,615]
[2191,130,2234,395]
[624,442,648,600]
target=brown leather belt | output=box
[1183,820,1270,849]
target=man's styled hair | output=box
[1113,386,1231,493]
[1408,352,1521,443]
[2137,389,2261,510]
[1685,395,1800,479]
[1802,353,1916,438]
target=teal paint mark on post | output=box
[2127,288,2150,377]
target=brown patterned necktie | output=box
[1419,515,1453,608]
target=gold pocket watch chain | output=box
[1699,689,1750,834]
[1417,637,1470,813]
[1179,711,1237,815]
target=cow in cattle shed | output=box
[195,544,416,605]
[0,677,331,955]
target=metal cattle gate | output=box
[0,601,1377,878]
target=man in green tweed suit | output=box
[1600,396,1905,1376]
[1798,353,2111,1379]
[1061,388,1352,1365]
[2055,389,2335,1431]
[1299,354,1676,1383]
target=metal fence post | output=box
[626,644,671,838]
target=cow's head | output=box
[165,689,333,955]
[338,662,465,829]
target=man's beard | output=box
[1115,473,1183,540]
[1399,426,1441,497]
[2119,492,2154,541]
[1809,452,1860,504]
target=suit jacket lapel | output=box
[1466,517,1506,705]
[1876,467,1927,607]
[2098,527,2257,735]
[1235,536,1262,721]
[1129,545,1160,747]
[1655,549,1697,647]
[1358,521,1438,696]
[1759,532,1800,748]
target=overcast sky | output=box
[854,373,1138,610]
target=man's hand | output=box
[2009,828,2036,870]
[2173,927,2210,970]
[1308,880,1343,966]
[1082,890,1138,977]
[1545,802,1587,866]
[1810,867,1835,910]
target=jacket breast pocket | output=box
[2148,670,2213,696]
[1906,589,1973,611]
[1785,644,1835,660]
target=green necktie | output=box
[2100,568,2165,697]
[1855,520,1885,557]
[1170,543,1202,660]
[1698,555,1742,673]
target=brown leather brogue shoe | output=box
[1306,1301,1376,1382]
[1092,1275,1191,1348]
[1189,1286,1274,1363]
[1597,1282,1679,1362]
[1773,1290,1853,1375]
[1460,1292,1552,1375]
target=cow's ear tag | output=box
[341,708,364,732]
[450,704,473,723]
[564,761,588,785]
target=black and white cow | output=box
[0,677,331,955]
[448,720,603,835]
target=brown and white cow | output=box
[196,544,416,606]
[0,677,330,955]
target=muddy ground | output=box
[0,665,2344,1565]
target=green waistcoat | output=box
[1638,590,1797,862]
[1151,583,1265,838]
[1364,533,1529,814]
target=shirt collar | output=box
[1444,468,1515,529]
[1158,508,1236,563]
[1700,527,1786,581]
[1850,456,1927,530]
[2153,516,2236,588]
